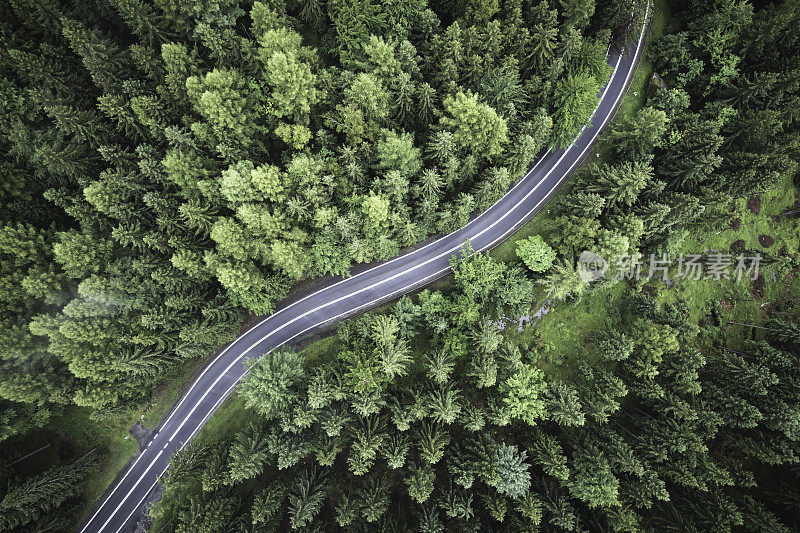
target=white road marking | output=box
[181,44,632,462]
[96,450,163,533]
[83,125,559,533]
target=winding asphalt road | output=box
[80,10,649,532]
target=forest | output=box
[1,0,800,531]
[0,0,632,420]
[147,256,800,532]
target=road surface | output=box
[80,10,649,532]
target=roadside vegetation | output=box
[0,0,648,527]
[2,0,800,531]
[147,0,800,529]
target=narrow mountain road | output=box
[80,10,649,532]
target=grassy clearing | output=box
[195,394,254,446]
[655,172,800,338]
[509,282,628,377]
[297,334,341,365]
[141,356,212,428]
[26,352,214,527]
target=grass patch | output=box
[142,356,211,428]
[48,406,141,526]
[298,334,341,365]
[655,172,800,337]
[194,394,254,446]
[42,353,218,527]
[615,0,672,121]
[529,283,626,377]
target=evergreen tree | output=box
[0,453,98,531]
[239,349,306,420]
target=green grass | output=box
[43,348,217,526]
[28,2,709,524]
[58,407,139,515]
[194,394,254,446]
[297,334,341,365]
[615,0,672,121]
[654,172,800,338]
[142,356,212,428]
[190,334,342,446]
[516,283,627,377]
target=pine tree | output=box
[459,404,486,432]
[426,385,462,425]
[441,91,509,159]
[501,365,547,425]
[482,491,508,522]
[251,483,286,526]
[0,453,98,531]
[348,415,388,475]
[175,492,240,533]
[335,493,358,527]
[407,462,436,503]
[357,477,390,522]
[550,70,603,148]
[226,423,269,484]
[417,504,445,533]
[468,353,498,389]
[417,421,450,465]
[439,482,474,520]
[425,349,455,384]
[381,433,410,469]
[287,466,328,529]
[587,161,654,208]
[377,340,413,379]
[609,106,668,161]
[239,348,306,420]
[490,443,532,499]
[546,383,585,427]
[538,259,589,300]
[767,318,800,351]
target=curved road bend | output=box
[80,10,649,533]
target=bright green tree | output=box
[516,235,557,273]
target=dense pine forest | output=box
[1,0,800,530]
